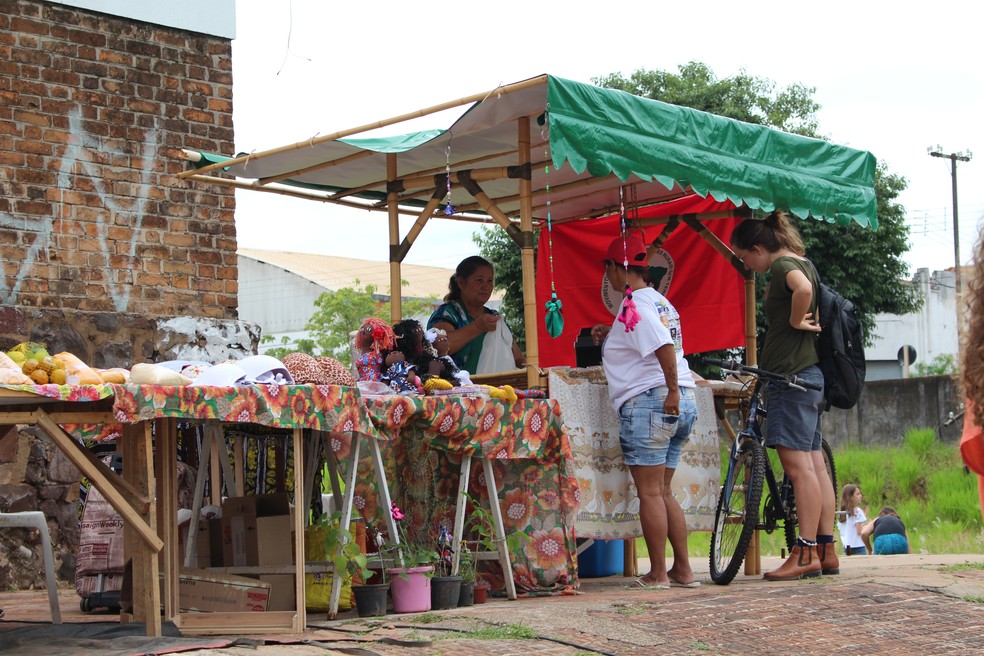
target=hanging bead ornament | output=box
[443,144,456,216]
[541,110,564,338]
[617,185,640,331]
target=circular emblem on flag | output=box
[601,247,675,315]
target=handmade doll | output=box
[426,328,471,386]
[392,318,435,374]
[382,350,422,393]
[354,317,396,382]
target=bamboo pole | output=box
[178,75,549,179]
[388,153,402,322]
[518,117,539,388]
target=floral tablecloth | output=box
[0,383,379,442]
[349,394,580,596]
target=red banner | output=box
[535,195,746,368]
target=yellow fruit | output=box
[29,369,49,385]
[7,351,25,364]
[22,359,39,374]
[39,356,56,374]
[49,369,67,385]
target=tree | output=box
[473,227,530,350]
[300,280,437,367]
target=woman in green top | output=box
[731,211,837,581]
[426,256,526,375]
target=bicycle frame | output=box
[722,382,794,535]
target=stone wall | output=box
[821,375,962,447]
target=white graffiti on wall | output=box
[1,106,161,313]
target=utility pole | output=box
[928,145,973,346]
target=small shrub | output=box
[891,452,926,501]
[904,427,936,462]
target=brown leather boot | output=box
[816,541,840,575]
[763,545,821,581]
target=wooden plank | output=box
[292,428,307,630]
[481,458,517,600]
[176,610,298,635]
[34,410,162,551]
[156,418,180,621]
[123,421,162,636]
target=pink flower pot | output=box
[387,566,433,613]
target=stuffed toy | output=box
[354,317,396,382]
[425,328,471,386]
[382,350,422,394]
[393,318,435,375]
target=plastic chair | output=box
[0,511,61,623]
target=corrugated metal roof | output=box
[238,248,471,300]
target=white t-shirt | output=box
[601,287,695,413]
[837,507,868,549]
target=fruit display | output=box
[3,342,104,386]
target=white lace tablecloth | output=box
[549,367,720,539]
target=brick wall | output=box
[0,0,237,323]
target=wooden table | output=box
[1,382,379,636]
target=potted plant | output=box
[431,523,462,610]
[320,511,387,618]
[457,539,476,607]
[385,503,437,613]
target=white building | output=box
[866,268,959,380]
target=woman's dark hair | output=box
[730,210,805,256]
[445,255,493,302]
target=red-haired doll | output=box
[354,317,396,382]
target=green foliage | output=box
[319,511,371,583]
[463,493,529,584]
[595,62,822,136]
[913,354,959,377]
[260,334,316,360]
[905,428,937,462]
[472,226,532,351]
[304,279,438,367]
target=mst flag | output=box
[535,195,746,368]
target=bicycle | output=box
[704,357,837,585]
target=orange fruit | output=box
[29,369,49,385]
[39,356,56,373]
[22,359,39,374]
[49,369,67,385]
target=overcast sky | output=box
[229,0,983,276]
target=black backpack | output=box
[811,264,866,410]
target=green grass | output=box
[636,427,984,560]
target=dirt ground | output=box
[3,552,984,655]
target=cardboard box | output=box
[259,574,296,612]
[221,494,293,567]
[166,568,271,613]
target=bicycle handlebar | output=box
[702,357,823,392]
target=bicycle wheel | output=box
[709,439,766,584]
[782,438,838,550]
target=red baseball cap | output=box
[605,234,649,265]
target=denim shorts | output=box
[763,364,824,452]
[617,386,697,467]
[873,534,908,555]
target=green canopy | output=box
[182,74,877,229]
